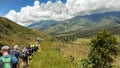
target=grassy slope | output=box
[0,17,50,48]
[29,40,76,68]
[30,36,120,68]
[0,17,76,68]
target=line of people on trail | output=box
[0,43,39,68]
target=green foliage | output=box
[81,58,94,68]
[82,30,119,68]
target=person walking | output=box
[21,47,28,68]
[10,45,20,68]
[0,46,18,68]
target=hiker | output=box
[34,43,39,52]
[37,37,42,44]
[10,45,20,68]
[26,45,32,60]
[21,47,28,68]
[0,46,18,68]
[10,45,20,59]
[30,44,35,55]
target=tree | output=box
[82,30,119,68]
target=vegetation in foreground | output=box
[29,30,120,68]
[29,40,76,68]
[81,30,119,68]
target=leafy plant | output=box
[82,30,119,68]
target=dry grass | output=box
[59,38,91,62]
[58,38,120,68]
[113,56,120,68]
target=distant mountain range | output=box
[28,11,120,37]
[73,11,120,21]
[28,20,58,31]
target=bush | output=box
[82,30,119,68]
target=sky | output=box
[1,0,120,26]
[0,0,66,16]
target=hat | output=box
[1,46,9,51]
[14,45,18,49]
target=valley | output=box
[0,11,120,68]
[1,0,120,68]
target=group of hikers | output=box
[0,37,42,68]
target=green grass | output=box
[29,41,76,68]
[0,17,51,48]
[28,38,91,68]
[29,37,120,68]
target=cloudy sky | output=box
[1,0,120,26]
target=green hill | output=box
[0,17,50,48]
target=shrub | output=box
[82,30,119,68]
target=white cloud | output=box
[5,0,120,26]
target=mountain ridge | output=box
[28,11,120,35]
[44,15,120,34]
[28,20,58,31]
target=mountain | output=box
[43,12,120,34]
[28,20,58,31]
[74,11,120,21]
[28,12,120,35]
[27,11,120,42]
[0,17,50,48]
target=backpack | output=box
[0,56,12,68]
[10,50,20,59]
[34,45,38,52]
[10,50,16,57]
[21,50,27,57]
[27,47,32,54]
